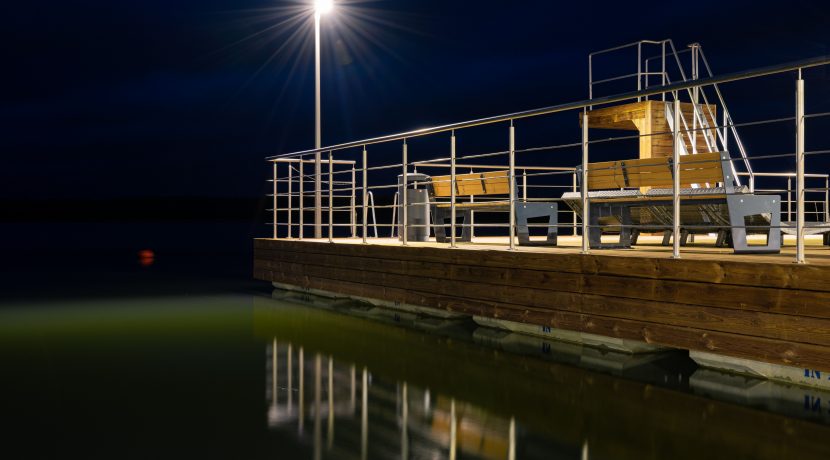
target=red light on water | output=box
[138,249,155,267]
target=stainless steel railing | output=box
[266,52,830,263]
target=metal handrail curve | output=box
[266,54,830,160]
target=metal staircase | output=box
[589,39,752,188]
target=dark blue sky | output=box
[3,0,829,200]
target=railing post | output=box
[299,159,304,239]
[509,122,516,251]
[572,172,578,236]
[691,43,699,155]
[796,70,806,263]
[469,168,475,241]
[672,95,682,259]
[788,177,793,222]
[288,160,293,239]
[402,140,408,246]
[315,152,322,239]
[273,161,278,239]
[362,146,368,244]
[722,111,728,151]
[522,169,527,201]
[637,42,642,102]
[581,109,590,254]
[328,151,334,243]
[351,164,356,237]
[661,41,666,102]
[451,133,457,248]
[825,177,829,223]
[588,55,593,105]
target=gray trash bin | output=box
[397,173,431,242]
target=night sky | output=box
[3,0,829,203]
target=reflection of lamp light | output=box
[312,0,334,237]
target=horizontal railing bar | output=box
[643,47,690,64]
[521,169,583,178]
[593,71,674,86]
[267,54,830,160]
[272,159,357,164]
[366,164,403,172]
[412,163,575,172]
[737,172,830,178]
[591,73,641,85]
[269,222,826,230]
[454,150,509,161]
[515,141,583,153]
[366,184,400,190]
[589,39,667,57]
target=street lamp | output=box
[313,0,333,238]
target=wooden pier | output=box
[254,236,830,374]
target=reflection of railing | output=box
[266,51,830,263]
[265,339,517,460]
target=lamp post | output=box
[313,0,333,238]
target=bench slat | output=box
[586,153,726,190]
[429,170,512,197]
[482,171,510,195]
[456,173,485,195]
[431,175,454,197]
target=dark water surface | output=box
[3,222,830,459]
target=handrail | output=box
[266,54,830,160]
[588,39,666,57]
[367,191,379,238]
[698,48,753,178]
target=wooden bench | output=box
[561,152,781,254]
[426,170,558,246]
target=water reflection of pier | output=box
[256,294,830,460]
[265,340,535,460]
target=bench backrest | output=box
[429,170,511,198]
[584,152,733,190]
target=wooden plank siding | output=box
[254,239,830,371]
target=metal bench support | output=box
[726,195,781,254]
[432,203,558,246]
[516,202,558,246]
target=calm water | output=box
[3,223,830,459]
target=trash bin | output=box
[397,173,431,242]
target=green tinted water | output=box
[2,288,829,459]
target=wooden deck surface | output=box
[264,234,830,265]
[254,235,830,373]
